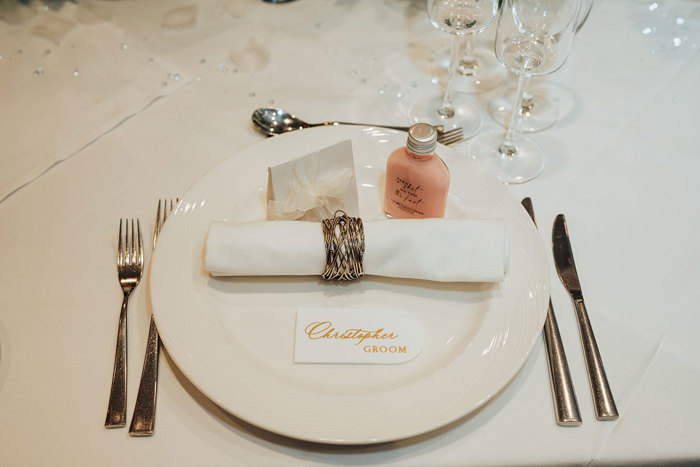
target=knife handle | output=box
[573,298,619,420]
[543,299,582,426]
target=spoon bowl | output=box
[252,108,311,137]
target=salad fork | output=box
[105,218,143,428]
[129,199,177,436]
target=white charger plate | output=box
[150,126,549,444]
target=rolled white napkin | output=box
[205,219,509,283]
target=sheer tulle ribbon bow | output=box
[267,155,354,221]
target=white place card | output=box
[294,308,424,364]
[266,139,359,222]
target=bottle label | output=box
[389,177,425,216]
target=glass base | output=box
[467,130,544,184]
[488,89,558,133]
[452,49,506,94]
[409,94,482,140]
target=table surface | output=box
[1,0,699,465]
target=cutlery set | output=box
[105,199,177,435]
[523,198,618,426]
[522,198,581,426]
[104,195,616,434]
[251,108,465,146]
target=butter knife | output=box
[522,199,581,426]
[552,214,619,420]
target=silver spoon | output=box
[251,108,462,144]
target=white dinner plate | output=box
[150,126,549,444]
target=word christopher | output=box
[304,321,407,354]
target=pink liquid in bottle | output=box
[383,123,450,219]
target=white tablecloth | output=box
[1,0,699,465]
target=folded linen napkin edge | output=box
[204,218,509,283]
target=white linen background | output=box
[0,0,699,465]
[0,1,190,202]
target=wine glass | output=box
[468,0,582,184]
[487,0,594,132]
[410,0,499,139]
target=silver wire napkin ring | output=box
[321,210,365,281]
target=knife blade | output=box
[522,198,581,426]
[552,214,619,420]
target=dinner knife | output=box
[522,198,581,426]
[552,214,619,420]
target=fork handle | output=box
[543,299,581,426]
[105,294,129,427]
[129,316,160,436]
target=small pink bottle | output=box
[383,123,450,219]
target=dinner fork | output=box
[105,218,143,428]
[129,199,177,436]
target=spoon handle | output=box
[315,121,412,132]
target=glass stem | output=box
[520,76,534,113]
[438,34,466,119]
[499,73,528,157]
[460,35,477,71]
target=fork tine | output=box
[132,218,137,265]
[437,133,462,144]
[441,128,463,138]
[443,129,464,140]
[153,198,179,250]
[438,128,462,140]
[137,219,143,267]
[118,219,124,266]
[126,218,132,266]
[163,200,170,224]
[169,198,178,216]
[442,137,464,146]
[165,198,179,223]
[131,218,136,265]
[440,134,464,146]
[123,218,129,266]
[125,218,130,265]
[154,200,162,249]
